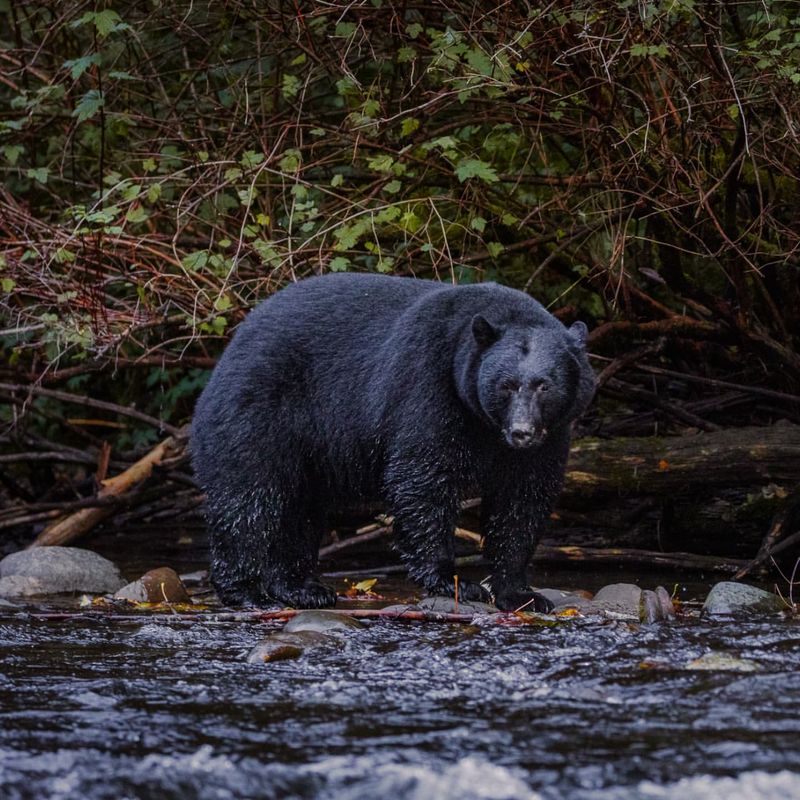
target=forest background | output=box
[1,0,799,576]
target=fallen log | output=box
[563,421,800,498]
[29,426,189,547]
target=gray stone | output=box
[537,588,595,613]
[115,567,190,604]
[0,547,125,595]
[591,583,643,619]
[247,630,338,663]
[417,596,498,615]
[640,589,662,624]
[702,581,785,616]
[283,609,365,633]
[0,575,46,598]
[655,585,676,619]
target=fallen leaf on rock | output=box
[556,607,581,618]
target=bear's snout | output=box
[505,423,547,449]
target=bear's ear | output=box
[472,314,501,347]
[568,320,588,346]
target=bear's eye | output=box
[501,379,520,395]
[537,380,550,393]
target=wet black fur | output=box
[191,274,595,611]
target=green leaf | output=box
[146,184,161,204]
[384,179,401,194]
[1,278,16,293]
[486,242,505,257]
[3,145,24,165]
[406,22,423,39]
[335,21,357,37]
[125,206,148,224]
[465,47,494,76]
[397,47,417,64]
[331,173,344,187]
[54,248,76,264]
[26,167,49,184]
[279,149,301,172]
[63,53,101,80]
[282,74,301,100]
[121,184,141,202]
[72,90,104,124]
[142,158,157,172]
[455,158,499,184]
[367,154,395,172]
[362,98,381,118]
[240,150,265,169]
[401,117,420,137]
[470,215,487,232]
[224,167,243,181]
[329,256,350,272]
[182,251,209,271]
[213,295,231,312]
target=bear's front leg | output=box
[481,484,560,613]
[385,453,490,604]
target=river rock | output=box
[0,547,125,595]
[418,596,498,615]
[0,575,46,598]
[247,630,338,663]
[114,567,191,604]
[537,588,595,613]
[283,609,365,633]
[591,583,643,619]
[702,581,785,616]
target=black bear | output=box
[191,273,594,612]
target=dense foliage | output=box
[2,0,799,453]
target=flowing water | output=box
[0,572,799,800]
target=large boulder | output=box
[702,581,785,616]
[0,547,125,596]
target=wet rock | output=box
[640,590,662,624]
[537,588,595,614]
[0,575,46,598]
[178,569,208,586]
[417,596,498,615]
[283,609,365,633]
[0,547,125,595]
[686,652,760,672]
[114,567,191,604]
[591,583,642,619]
[702,581,785,616]
[655,585,676,619]
[247,630,338,663]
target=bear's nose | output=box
[510,427,533,447]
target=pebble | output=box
[247,630,339,663]
[114,567,191,604]
[283,609,365,633]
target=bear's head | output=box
[468,315,594,449]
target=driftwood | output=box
[563,422,800,499]
[28,426,189,547]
